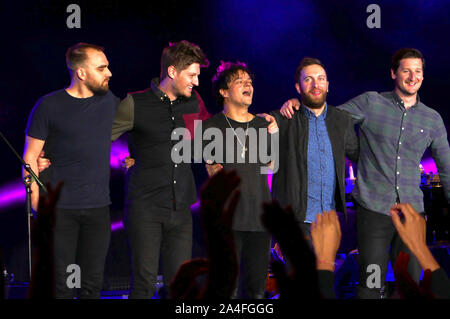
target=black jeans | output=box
[53,206,111,299]
[232,231,271,299]
[299,222,314,252]
[356,204,423,299]
[282,222,314,275]
[125,205,192,299]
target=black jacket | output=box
[271,105,359,222]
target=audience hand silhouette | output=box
[27,182,62,299]
[261,201,320,299]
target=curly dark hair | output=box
[211,61,254,107]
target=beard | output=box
[85,79,109,96]
[301,90,327,109]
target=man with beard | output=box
[23,42,120,298]
[271,57,359,252]
[280,48,450,298]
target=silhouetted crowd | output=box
[2,170,448,300]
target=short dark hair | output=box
[391,48,425,73]
[66,42,105,71]
[294,57,326,83]
[160,40,209,79]
[211,61,254,107]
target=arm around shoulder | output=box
[269,109,290,134]
[111,94,134,141]
[344,115,359,163]
[337,92,378,124]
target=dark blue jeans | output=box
[53,206,111,299]
[125,205,192,299]
[356,203,422,299]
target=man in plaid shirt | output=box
[280,48,450,298]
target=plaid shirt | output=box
[338,91,450,214]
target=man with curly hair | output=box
[201,61,277,298]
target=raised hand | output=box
[200,169,240,298]
[390,203,439,272]
[311,210,342,271]
[393,252,434,299]
[27,182,63,299]
[261,201,319,299]
[34,182,63,236]
[205,162,223,177]
[170,258,209,299]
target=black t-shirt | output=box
[201,113,273,231]
[25,89,120,209]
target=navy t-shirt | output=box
[25,89,120,209]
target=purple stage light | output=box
[0,171,275,213]
[110,139,130,169]
[111,220,124,232]
[421,156,438,175]
[0,181,25,210]
[7,157,436,214]
[0,143,129,211]
[267,171,273,192]
[190,200,200,212]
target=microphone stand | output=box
[0,131,47,281]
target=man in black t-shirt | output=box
[23,43,119,298]
[201,61,278,298]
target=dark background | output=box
[0,0,448,284]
